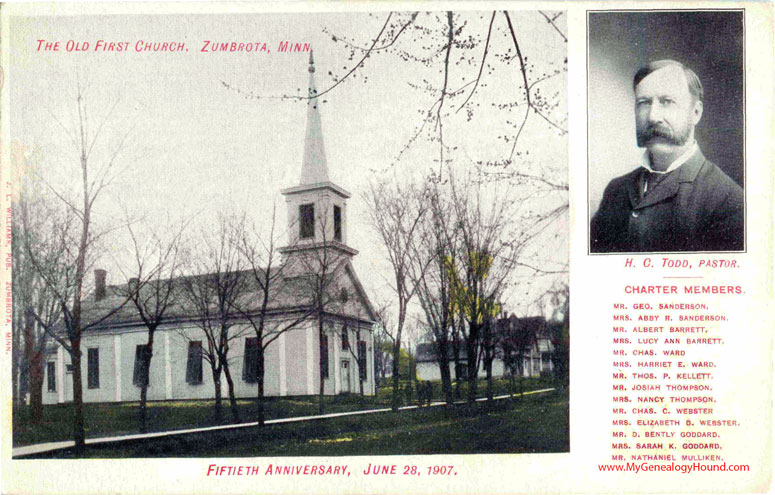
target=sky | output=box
[8,8,568,337]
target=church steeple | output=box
[300,51,329,185]
[280,53,358,260]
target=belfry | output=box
[280,51,358,261]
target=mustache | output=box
[636,124,686,146]
[641,124,675,141]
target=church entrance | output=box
[340,360,351,393]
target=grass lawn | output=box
[13,376,557,447]
[29,388,569,458]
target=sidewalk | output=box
[12,387,556,458]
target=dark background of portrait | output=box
[588,10,744,216]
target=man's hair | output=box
[633,60,704,102]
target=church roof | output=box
[82,261,376,330]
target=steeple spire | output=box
[300,50,329,185]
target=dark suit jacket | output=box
[590,149,744,253]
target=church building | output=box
[40,53,377,405]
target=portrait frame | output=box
[587,9,747,255]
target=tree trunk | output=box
[452,332,462,400]
[357,330,365,399]
[14,312,25,407]
[466,336,478,405]
[454,372,462,400]
[223,363,240,423]
[23,311,38,420]
[211,367,223,422]
[29,350,44,423]
[71,341,86,455]
[519,357,525,399]
[139,382,149,433]
[483,323,494,402]
[257,350,266,426]
[72,151,91,457]
[439,357,453,405]
[435,338,454,405]
[390,339,401,411]
[138,333,155,433]
[317,316,325,415]
[485,362,493,401]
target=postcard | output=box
[0,2,772,494]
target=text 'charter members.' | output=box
[590,60,744,253]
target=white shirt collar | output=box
[640,141,698,175]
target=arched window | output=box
[341,325,349,350]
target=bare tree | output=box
[365,180,429,411]
[408,180,458,405]
[479,309,502,401]
[20,82,137,454]
[370,310,392,392]
[180,215,246,423]
[451,312,466,399]
[115,219,186,432]
[445,173,518,404]
[499,315,540,399]
[542,282,569,389]
[224,11,567,177]
[236,209,313,425]
[12,186,68,421]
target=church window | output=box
[87,348,100,389]
[321,334,329,379]
[357,341,367,380]
[300,203,315,239]
[243,337,260,383]
[133,345,151,387]
[186,341,203,384]
[47,362,56,392]
[333,205,342,241]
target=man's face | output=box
[634,65,703,152]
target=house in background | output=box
[415,315,555,382]
[499,315,556,378]
[41,53,377,405]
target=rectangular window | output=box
[87,348,100,389]
[333,205,342,241]
[299,203,315,239]
[321,334,329,379]
[455,362,468,380]
[243,337,259,383]
[133,345,151,387]
[357,341,367,380]
[47,362,56,392]
[186,341,203,384]
[341,326,349,350]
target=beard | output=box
[636,123,692,147]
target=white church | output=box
[41,53,378,405]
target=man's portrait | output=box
[588,11,745,253]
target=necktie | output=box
[641,170,665,198]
